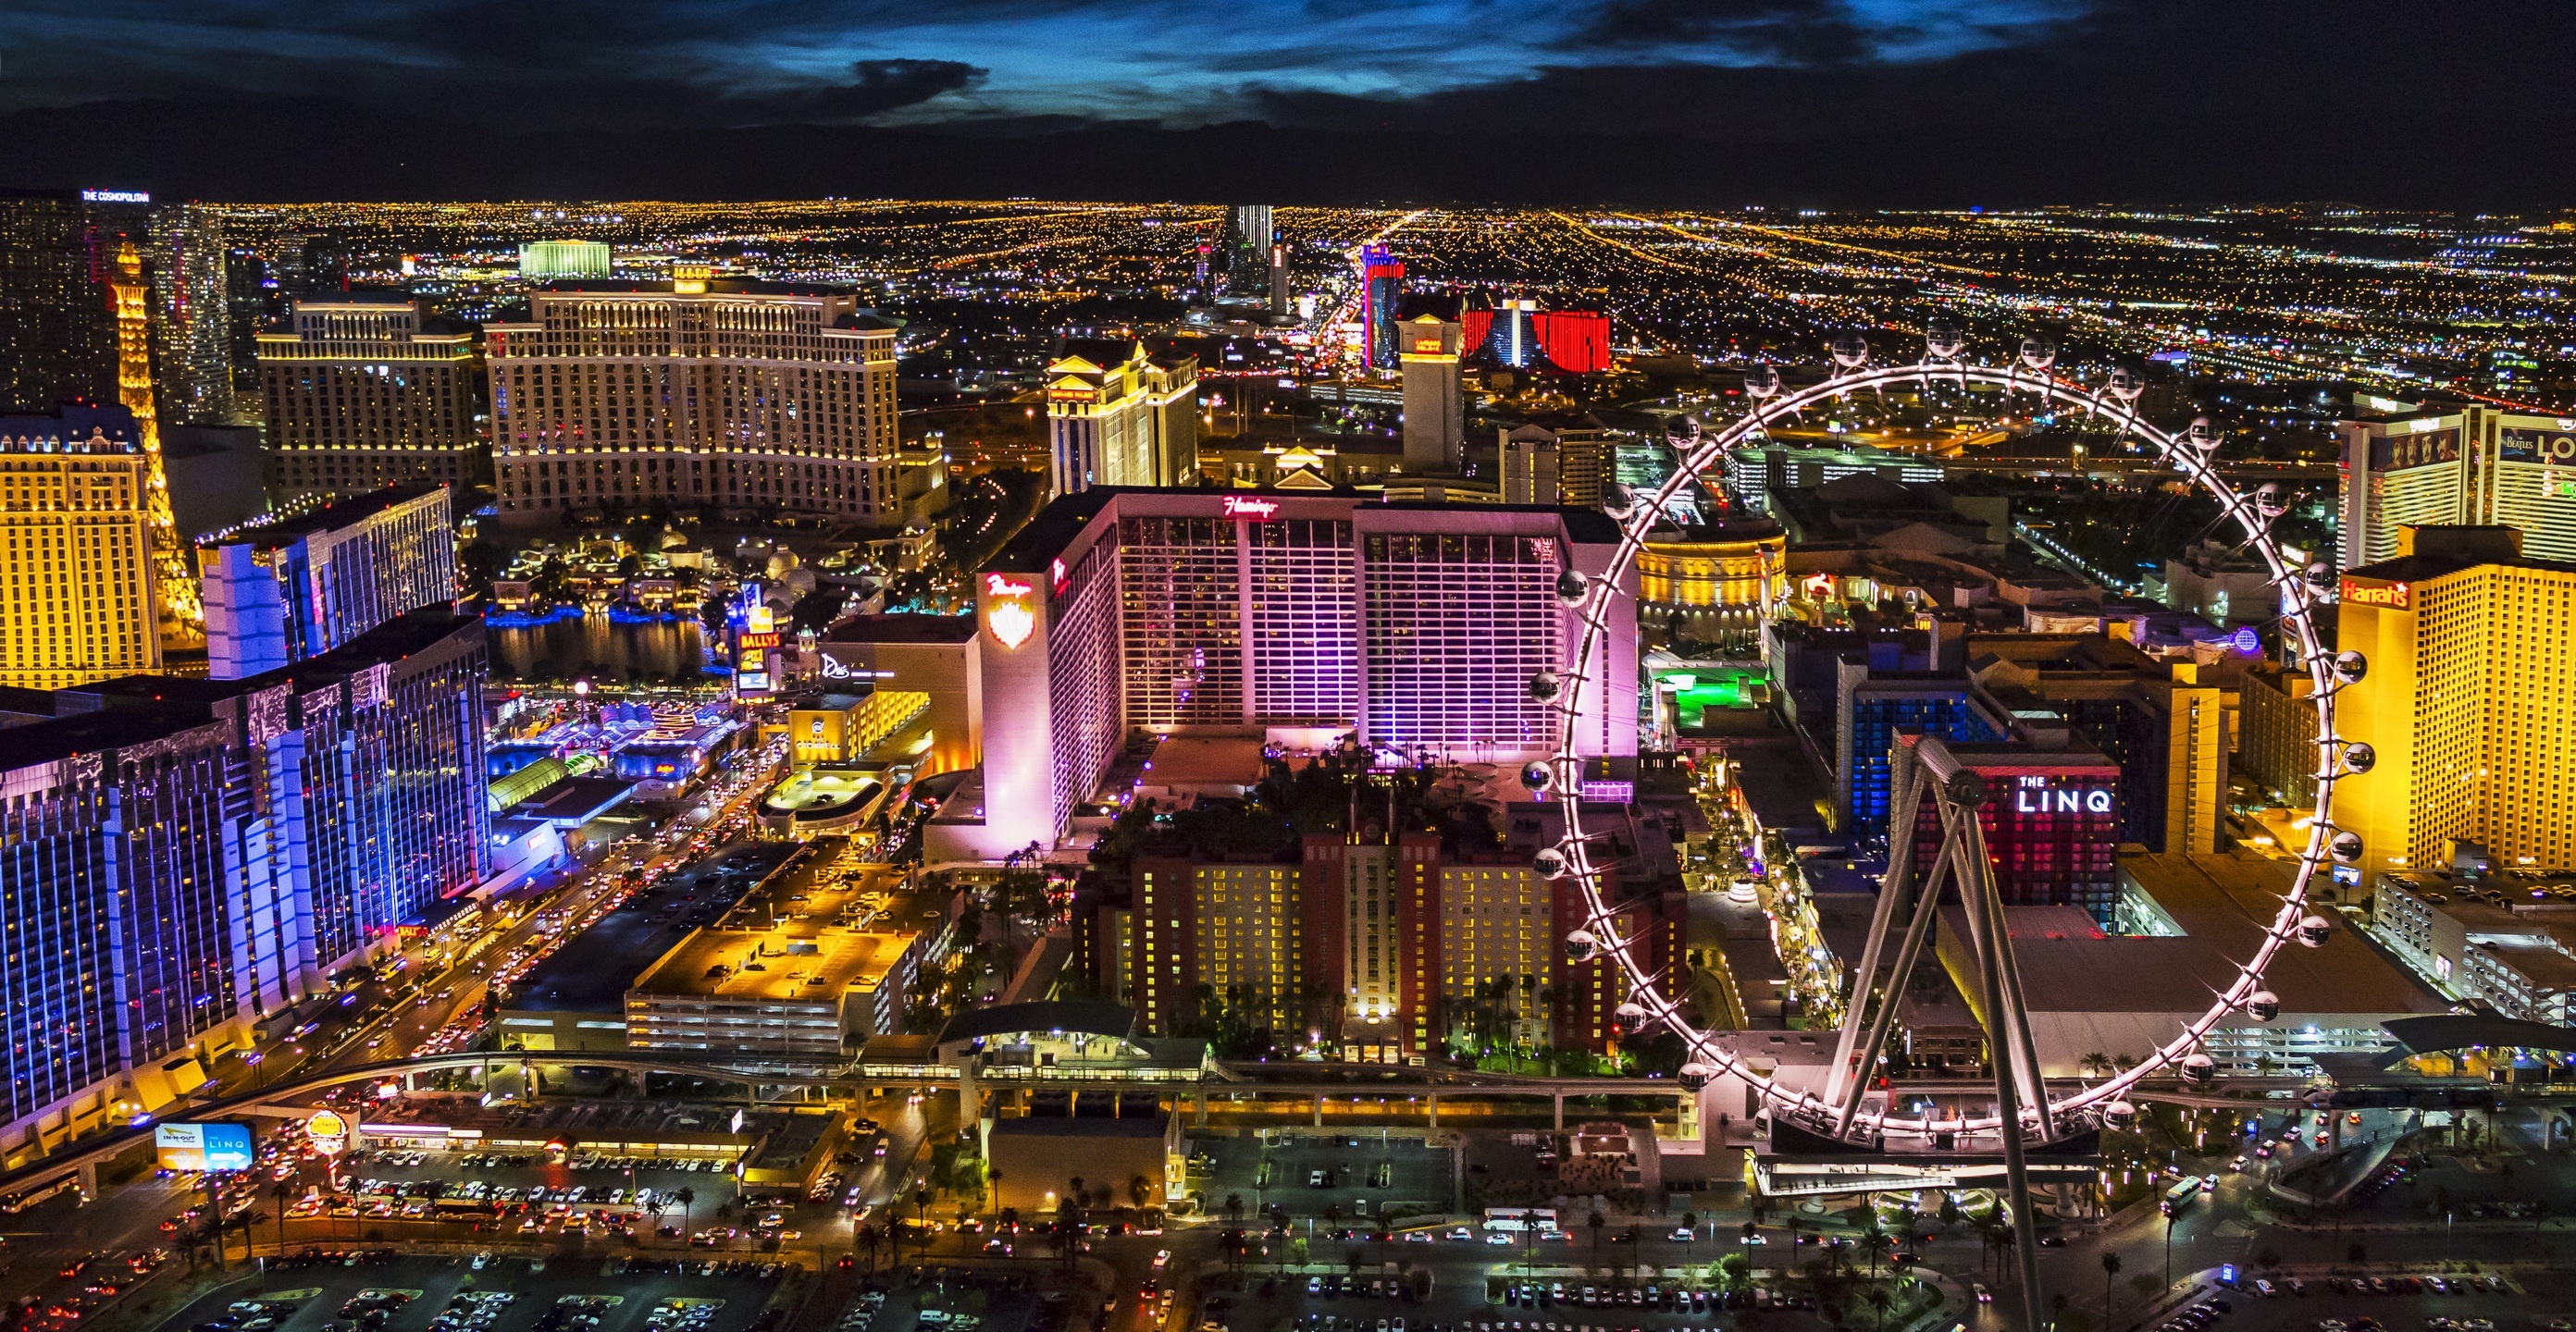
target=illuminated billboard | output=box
[154,1121,254,1172]
[2500,426,2576,464]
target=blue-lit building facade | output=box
[1833,660,2004,839]
[200,483,456,679]
[0,610,488,1161]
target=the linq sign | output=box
[2012,774,2113,815]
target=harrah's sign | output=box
[2340,576,2411,610]
[1221,495,1281,521]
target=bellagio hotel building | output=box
[487,276,899,523]
[257,294,479,500]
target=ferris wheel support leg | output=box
[1832,821,1961,1139]
[1959,820,2048,1330]
[1826,767,1925,1111]
[1960,813,2055,1141]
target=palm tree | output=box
[1860,1285,1895,1332]
[271,1179,292,1259]
[2101,1251,2124,1317]
[1127,1174,1154,1209]
[1226,1193,1245,1226]
[1588,1209,1606,1264]
[675,1186,697,1242]
[1863,1225,1891,1277]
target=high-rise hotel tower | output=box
[2339,401,2576,568]
[257,292,479,500]
[488,274,899,524]
[0,404,164,688]
[1044,339,1198,497]
[2333,524,2576,877]
[952,488,1639,857]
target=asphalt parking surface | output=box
[1195,1136,1455,1223]
[150,1255,789,1332]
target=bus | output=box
[2161,1178,2201,1216]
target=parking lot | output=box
[1195,1133,1455,1222]
[2123,1268,2569,1332]
[152,1255,789,1332]
[1211,1267,1839,1332]
[835,1265,1059,1332]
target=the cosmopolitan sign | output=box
[81,189,151,204]
[1221,495,1281,520]
[2340,576,2410,610]
[2012,774,2112,815]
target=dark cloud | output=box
[0,0,2566,204]
[722,61,988,123]
[1551,0,1873,65]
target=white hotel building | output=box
[947,488,1639,857]
[2338,401,2576,568]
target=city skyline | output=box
[3,26,2575,1317]
[2,2,2570,203]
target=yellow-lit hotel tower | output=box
[0,405,164,687]
[2332,524,2576,878]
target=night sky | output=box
[2,0,2568,204]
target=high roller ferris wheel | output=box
[1521,323,2372,1326]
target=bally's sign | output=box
[2339,576,2410,610]
[2012,775,2113,815]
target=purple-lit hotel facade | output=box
[962,488,1640,856]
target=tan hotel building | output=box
[257,294,479,500]
[488,276,899,523]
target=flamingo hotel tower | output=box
[941,487,1640,857]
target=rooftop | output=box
[823,614,980,646]
[207,483,445,549]
[507,775,637,827]
[1992,852,2449,1018]
[629,848,931,1006]
[522,278,864,300]
[935,1000,1138,1048]
[986,487,1627,574]
[509,898,702,1014]
[1140,735,1269,792]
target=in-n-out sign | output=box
[2013,774,2112,815]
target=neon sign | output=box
[2339,576,2410,610]
[2012,777,2113,815]
[1051,558,1069,597]
[1222,495,1281,520]
[985,573,1037,649]
[81,189,150,204]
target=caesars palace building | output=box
[950,488,1640,856]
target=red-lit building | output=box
[1899,735,2124,921]
[1534,310,1614,374]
